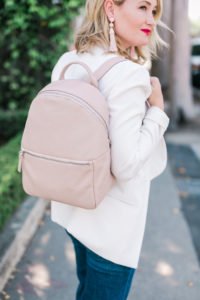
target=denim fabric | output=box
[65,229,136,300]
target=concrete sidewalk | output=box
[1,160,200,300]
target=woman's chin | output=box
[139,41,150,47]
[133,39,150,47]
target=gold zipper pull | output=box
[18,150,23,173]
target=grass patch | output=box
[0,132,26,232]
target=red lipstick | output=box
[141,29,151,35]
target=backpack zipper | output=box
[18,148,91,173]
[38,90,109,135]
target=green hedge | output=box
[0,0,85,142]
[0,133,25,231]
[0,0,85,111]
[0,109,28,144]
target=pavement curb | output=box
[0,196,49,292]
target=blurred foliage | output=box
[0,132,25,231]
[0,109,28,144]
[0,0,85,111]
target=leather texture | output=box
[18,57,126,209]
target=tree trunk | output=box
[151,0,172,91]
[169,0,195,127]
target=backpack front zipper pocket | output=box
[18,147,96,208]
[18,148,91,173]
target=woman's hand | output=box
[148,77,165,111]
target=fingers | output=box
[150,77,161,89]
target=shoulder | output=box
[110,59,150,82]
[55,50,77,64]
[51,50,77,81]
[103,58,152,99]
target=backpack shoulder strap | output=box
[94,56,126,81]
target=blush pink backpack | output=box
[18,56,125,209]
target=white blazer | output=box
[50,46,170,268]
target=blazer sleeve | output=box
[108,64,170,182]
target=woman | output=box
[51,0,170,299]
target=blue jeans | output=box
[65,229,136,300]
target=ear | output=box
[104,0,115,21]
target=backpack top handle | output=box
[59,61,99,88]
[59,56,126,88]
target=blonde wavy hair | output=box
[74,0,170,64]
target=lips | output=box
[141,29,151,35]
